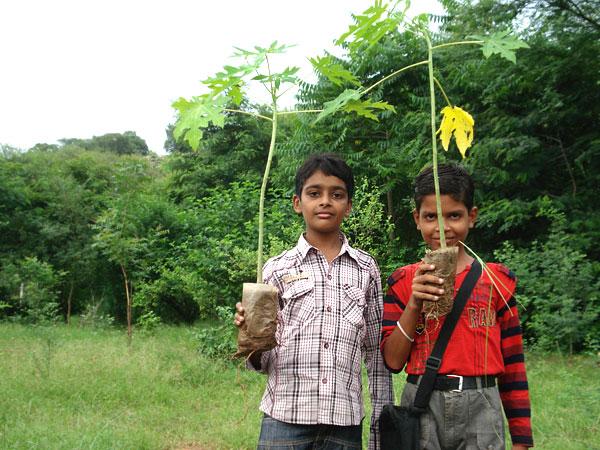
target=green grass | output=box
[0,323,264,449]
[0,323,598,449]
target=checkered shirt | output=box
[250,233,393,450]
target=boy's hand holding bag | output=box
[379,260,482,450]
[235,282,278,358]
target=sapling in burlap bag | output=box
[235,282,278,357]
[172,42,346,357]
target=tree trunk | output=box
[386,190,396,240]
[66,280,74,325]
[120,264,132,346]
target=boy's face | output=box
[413,194,477,250]
[293,170,351,238]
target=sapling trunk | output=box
[420,31,459,317]
[256,106,278,283]
[424,31,447,249]
[66,280,73,325]
[240,104,280,358]
[120,263,132,346]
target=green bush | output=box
[134,181,302,321]
[135,310,162,332]
[194,306,237,359]
[496,216,600,353]
[78,300,115,328]
[0,257,63,323]
[342,178,407,277]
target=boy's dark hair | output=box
[414,163,475,211]
[295,153,355,199]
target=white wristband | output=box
[397,321,415,343]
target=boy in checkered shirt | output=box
[235,153,393,449]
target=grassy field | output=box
[0,323,598,450]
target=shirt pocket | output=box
[280,279,314,326]
[341,284,366,328]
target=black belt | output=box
[406,374,496,391]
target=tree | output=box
[92,158,163,342]
[59,131,149,156]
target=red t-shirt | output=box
[380,261,533,447]
[382,262,514,375]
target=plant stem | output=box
[120,263,132,346]
[433,77,452,107]
[277,109,323,115]
[256,55,278,283]
[361,60,428,96]
[256,109,277,282]
[431,40,483,51]
[224,109,273,122]
[424,31,446,249]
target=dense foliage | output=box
[0,1,598,352]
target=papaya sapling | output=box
[172,42,339,356]
[310,0,528,316]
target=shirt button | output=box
[326,306,332,313]
[324,342,329,349]
[322,378,327,384]
[327,274,332,280]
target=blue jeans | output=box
[257,415,362,450]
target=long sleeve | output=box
[364,264,394,450]
[496,275,534,447]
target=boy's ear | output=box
[468,206,478,228]
[292,194,302,214]
[412,209,420,229]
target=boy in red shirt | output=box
[381,163,533,449]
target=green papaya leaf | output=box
[228,85,243,106]
[267,41,295,54]
[336,0,407,54]
[469,30,529,64]
[315,89,362,123]
[309,55,360,87]
[343,99,396,121]
[182,127,202,150]
[172,95,227,150]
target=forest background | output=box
[1,0,599,356]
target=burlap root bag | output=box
[422,246,458,318]
[235,282,278,358]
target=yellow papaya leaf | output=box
[437,106,475,157]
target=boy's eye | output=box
[307,191,319,197]
[425,213,436,221]
[332,191,345,199]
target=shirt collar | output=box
[295,232,360,264]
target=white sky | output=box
[0,0,442,155]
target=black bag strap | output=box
[412,259,482,411]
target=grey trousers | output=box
[400,380,506,450]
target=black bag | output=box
[379,404,421,450]
[378,260,482,450]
